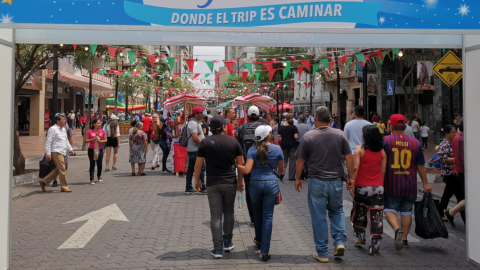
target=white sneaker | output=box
[90,182,95,185]
[98,179,103,182]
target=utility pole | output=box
[52,58,59,115]
[114,61,119,115]
[363,64,368,120]
[82,70,93,151]
[336,56,342,129]
[310,72,313,112]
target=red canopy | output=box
[270,103,293,112]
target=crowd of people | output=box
[37,104,465,263]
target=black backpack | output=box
[178,120,193,147]
[241,121,263,157]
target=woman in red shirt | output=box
[349,125,386,256]
[80,112,87,136]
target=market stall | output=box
[233,94,276,122]
[163,93,207,175]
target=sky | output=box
[192,46,225,93]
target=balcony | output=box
[104,57,134,69]
[80,68,113,85]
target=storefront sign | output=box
[432,51,463,87]
[1,0,480,30]
[85,94,96,105]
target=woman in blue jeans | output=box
[237,125,284,261]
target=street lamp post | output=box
[336,59,342,130]
[114,57,124,116]
[310,72,313,112]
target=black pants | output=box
[67,119,73,129]
[440,174,465,222]
[244,173,254,223]
[87,148,104,181]
[421,137,428,149]
[159,140,170,170]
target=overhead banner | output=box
[1,0,480,30]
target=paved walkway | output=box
[20,129,84,160]
[10,145,473,270]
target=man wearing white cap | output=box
[236,105,267,225]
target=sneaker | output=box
[198,188,207,195]
[52,180,58,187]
[156,164,160,168]
[369,245,379,256]
[445,209,455,228]
[223,242,234,252]
[162,169,172,173]
[403,240,408,248]
[112,166,117,171]
[98,179,103,182]
[334,244,345,257]
[105,168,109,172]
[90,181,95,185]
[184,188,196,194]
[211,250,222,259]
[261,254,271,261]
[394,228,404,251]
[312,252,329,263]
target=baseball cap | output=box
[110,114,119,120]
[390,114,406,126]
[248,106,260,116]
[210,116,226,131]
[255,125,272,142]
[192,106,205,115]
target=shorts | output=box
[384,195,417,216]
[105,137,118,148]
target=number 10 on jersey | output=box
[391,148,412,169]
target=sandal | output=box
[132,172,136,176]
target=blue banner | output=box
[0,0,479,30]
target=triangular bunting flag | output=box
[269,69,275,81]
[286,61,291,74]
[255,71,261,81]
[312,64,320,75]
[298,66,304,78]
[300,60,311,72]
[320,59,329,70]
[355,53,366,64]
[376,50,384,60]
[127,51,137,64]
[204,73,211,79]
[282,68,289,80]
[89,45,98,56]
[341,56,348,66]
[191,74,200,80]
[328,61,335,72]
[224,61,234,74]
[241,71,248,82]
[392,48,400,60]
[215,73,222,81]
[147,54,156,68]
[244,63,253,75]
[167,58,175,71]
[263,62,273,71]
[185,59,195,72]
[108,46,117,59]
[204,61,214,73]
[72,45,77,51]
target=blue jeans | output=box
[159,141,170,170]
[308,178,346,258]
[249,180,279,254]
[186,151,205,190]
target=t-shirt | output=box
[278,125,299,149]
[383,133,425,196]
[421,126,430,137]
[296,127,351,180]
[377,123,386,134]
[247,144,284,181]
[227,122,235,138]
[142,117,152,132]
[187,119,205,152]
[437,138,453,175]
[272,125,278,140]
[202,123,210,137]
[86,129,106,149]
[404,125,414,137]
[306,115,314,130]
[197,134,244,187]
[411,121,420,132]
[105,123,120,137]
[452,132,464,174]
[68,113,75,120]
[344,119,372,154]
[295,123,310,142]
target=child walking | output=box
[421,122,430,150]
[350,125,387,256]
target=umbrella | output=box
[233,94,276,111]
[163,93,207,118]
[270,102,293,112]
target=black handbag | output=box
[39,155,55,179]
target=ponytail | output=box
[256,139,269,164]
[286,113,294,125]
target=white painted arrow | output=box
[58,204,129,249]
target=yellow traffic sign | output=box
[432,51,463,87]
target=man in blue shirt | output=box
[305,110,314,130]
[344,105,371,154]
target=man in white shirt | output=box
[305,110,315,130]
[344,105,372,154]
[39,113,74,192]
[411,116,420,140]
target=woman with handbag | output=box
[85,118,108,185]
[237,125,284,262]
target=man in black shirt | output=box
[195,116,245,259]
[201,115,210,137]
